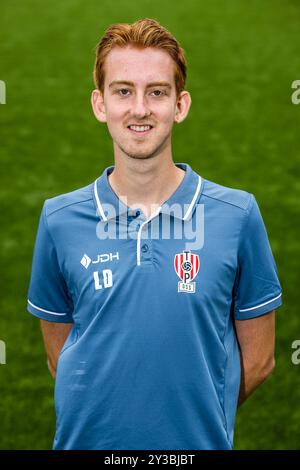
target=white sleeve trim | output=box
[239,293,282,312]
[27,299,68,316]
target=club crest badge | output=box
[174,250,200,294]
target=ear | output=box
[174,91,192,124]
[91,89,107,123]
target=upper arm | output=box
[234,310,276,370]
[27,202,74,323]
[233,195,282,321]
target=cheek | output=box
[105,111,126,136]
[104,97,127,118]
[106,107,124,122]
[154,103,176,122]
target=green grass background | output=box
[1,0,300,449]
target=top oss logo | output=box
[174,250,200,294]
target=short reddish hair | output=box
[92,18,187,98]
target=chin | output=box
[118,143,161,160]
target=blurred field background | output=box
[0,0,300,449]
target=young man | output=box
[27,18,282,450]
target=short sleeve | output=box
[27,202,74,323]
[234,195,282,320]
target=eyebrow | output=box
[108,80,172,89]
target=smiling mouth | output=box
[127,125,153,136]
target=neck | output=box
[108,156,185,219]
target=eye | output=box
[117,88,130,96]
[151,90,165,97]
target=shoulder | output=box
[43,182,94,218]
[200,177,254,214]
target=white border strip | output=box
[239,293,282,312]
[183,175,202,220]
[28,299,68,316]
[94,179,107,221]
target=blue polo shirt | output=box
[27,162,282,450]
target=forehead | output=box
[104,45,176,86]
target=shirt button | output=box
[135,210,141,217]
[141,244,149,253]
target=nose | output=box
[131,92,151,119]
